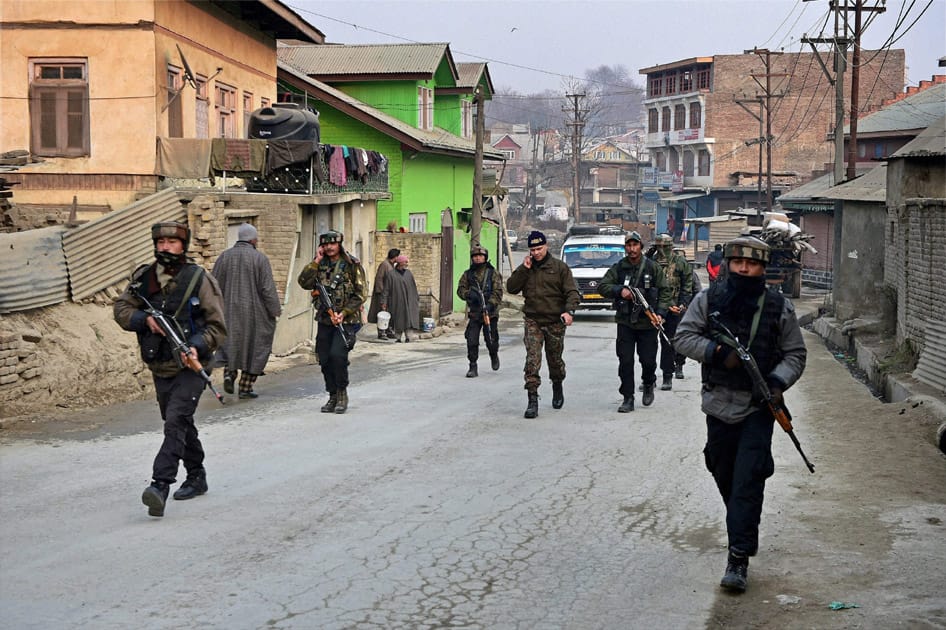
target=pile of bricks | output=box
[0,328,43,389]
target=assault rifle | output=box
[631,286,672,346]
[709,312,815,474]
[311,277,355,350]
[138,295,224,404]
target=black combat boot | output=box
[173,473,208,501]
[551,381,564,409]
[618,397,635,413]
[675,365,685,379]
[720,551,749,593]
[661,374,673,390]
[490,353,500,371]
[524,391,539,419]
[642,383,655,406]
[335,388,349,414]
[320,392,338,413]
[466,363,478,378]
[141,481,170,517]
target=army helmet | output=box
[319,230,344,246]
[655,233,673,247]
[151,221,190,251]
[470,245,489,260]
[625,231,642,244]
[723,235,770,264]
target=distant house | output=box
[276,43,502,312]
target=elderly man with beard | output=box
[114,221,227,517]
[675,236,807,594]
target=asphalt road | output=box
[1,313,944,629]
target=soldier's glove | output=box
[767,378,785,407]
[713,344,741,370]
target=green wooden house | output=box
[277,44,501,313]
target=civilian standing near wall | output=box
[506,230,580,419]
[113,221,227,518]
[675,236,807,594]
[382,254,420,343]
[368,248,399,340]
[297,231,367,414]
[212,223,281,399]
[457,245,503,377]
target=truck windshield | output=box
[563,245,625,268]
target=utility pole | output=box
[845,0,886,180]
[735,96,765,215]
[529,126,540,219]
[471,86,485,245]
[564,92,586,223]
[746,48,785,212]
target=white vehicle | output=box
[560,226,626,310]
[505,229,519,251]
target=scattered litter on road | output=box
[776,594,801,605]
[829,601,860,610]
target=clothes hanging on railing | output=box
[265,140,320,179]
[210,139,265,176]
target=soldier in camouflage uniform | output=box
[506,231,580,418]
[599,231,672,412]
[297,231,367,414]
[457,245,503,377]
[649,233,694,390]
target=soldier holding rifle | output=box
[675,235,807,594]
[457,245,503,378]
[599,231,671,413]
[114,221,227,518]
[297,231,367,415]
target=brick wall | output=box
[0,329,42,391]
[708,50,905,187]
[372,232,442,319]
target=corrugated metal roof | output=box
[456,62,485,88]
[62,188,186,301]
[278,62,505,160]
[780,166,874,201]
[889,115,946,158]
[820,164,888,202]
[0,226,69,314]
[914,318,946,395]
[846,83,945,135]
[278,43,452,79]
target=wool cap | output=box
[238,223,258,241]
[625,231,642,243]
[395,254,409,265]
[319,230,344,245]
[724,236,770,264]
[526,231,547,247]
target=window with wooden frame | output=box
[409,212,427,233]
[665,73,677,95]
[674,105,686,130]
[648,108,659,133]
[689,102,702,129]
[683,150,694,176]
[696,68,711,90]
[418,86,433,130]
[698,149,710,176]
[681,71,693,93]
[215,82,236,138]
[195,75,209,138]
[461,100,473,138]
[29,59,90,157]
[661,107,671,132]
[649,76,662,98]
[243,91,253,136]
[166,66,183,138]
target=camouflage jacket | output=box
[651,250,694,306]
[297,254,367,325]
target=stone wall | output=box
[0,328,42,390]
[372,232,443,319]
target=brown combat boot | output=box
[320,392,338,413]
[334,388,348,414]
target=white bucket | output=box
[422,317,435,332]
[377,310,391,331]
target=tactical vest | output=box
[703,282,785,392]
[134,263,207,364]
[613,258,659,323]
[465,266,494,315]
[315,258,362,324]
[655,251,683,302]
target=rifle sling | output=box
[714,292,766,351]
[172,267,204,320]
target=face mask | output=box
[155,249,186,267]
[727,271,766,296]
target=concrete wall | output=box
[834,200,889,321]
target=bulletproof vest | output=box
[317,258,360,320]
[613,258,658,322]
[655,250,682,302]
[134,263,207,364]
[466,266,494,314]
[703,282,785,392]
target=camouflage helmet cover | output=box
[624,231,642,243]
[470,245,489,259]
[655,233,673,246]
[723,236,770,264]
[151,221,190,250]
[319,230,344,245]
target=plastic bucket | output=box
[422,317,435,332]
[377,310,391,331]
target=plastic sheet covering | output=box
[0,226,69,314]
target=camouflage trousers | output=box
[522,317,566,391]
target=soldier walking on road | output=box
[457,245,503,377]
[675,236,807,594]
[649,233,693,389]
[506,230,580,418]
[297,231,367,414]
[114,221,227,518]
[599,231,671,412]
[212,223,282,399]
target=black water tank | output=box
[247,103,320,143]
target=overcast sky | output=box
[287,0,945,94]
